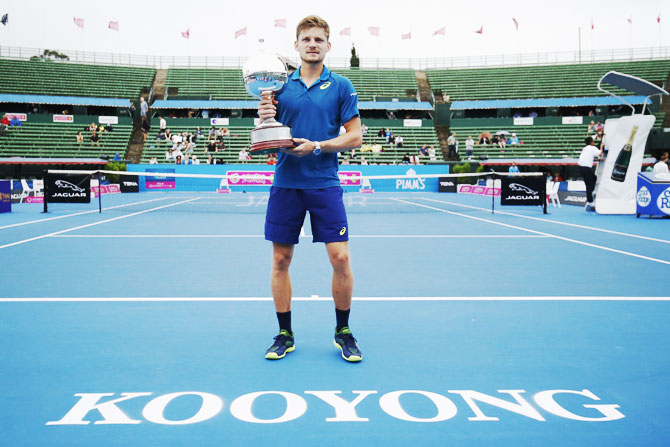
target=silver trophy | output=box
[243,53,296,155]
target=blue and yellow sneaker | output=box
[265,329,295,360]
[333,327,363,362]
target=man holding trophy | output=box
[253,15,363,362]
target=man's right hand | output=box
[258,91,278,123]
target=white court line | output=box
[417,197,670,244]
[391,198,670,265]
[1,296,669,302]
[50,234,548,239]
[0,197,202,250]
[0,196,172,230]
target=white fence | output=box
[1,45,669,70]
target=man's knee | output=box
[328,247,350,271]
[273,245,294,271]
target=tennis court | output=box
[1,190,669,446]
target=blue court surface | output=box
[1,192,669,447]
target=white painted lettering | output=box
[142,392,223,425]
[46,392,152,425]
[534,389,625,422]
[229,391,307,424]
[448,389,545,421]
[304,390,377,422]
[379,390,457,422]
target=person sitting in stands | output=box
[9,116,22,126]
[0,115,10,126]
[149,157,158,164]
[508,133,519,145]
[76,132,84,144]
[377,127,386,138]
[90,132,101,146]
[372,142,383,153]
[207,140,217,153]
[419,144,428,157]
[175,155,183,165]
[428,145,437,161]
[402,153,411,164]
[113,152,122,161]
[553,172,564,182]
[395,134,403,148]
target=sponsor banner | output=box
[53,114,74,123]
[145,169,176,190]
[6,113,27,121]
[0,180,10,213]
[558,191,587,206]
[514,117,534,126]
[11,189,44,204]
[562,116,583,125]
[338,171,362,186]
[120,176,140,193]
[595,115,655,214]
[211,118,230,126]
[438,177,457,193]
[458,184,500,196]
[636,172,670,216]
[403,119,422,127]
[500,176,545,206]
[227,171,274,186]
[46,173,91,203]
[91,184,121,198]
[98,116,119,125]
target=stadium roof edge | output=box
[150,99,434,111]
[0,94,132,107]
[450,95,651,110]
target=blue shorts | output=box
[265,186,349,244]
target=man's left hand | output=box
[284,138,317,157]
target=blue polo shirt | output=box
[274,65,359,189]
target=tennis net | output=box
[42,169,547,215]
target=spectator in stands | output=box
[149,157,158,164]
[419,144,428,157]
[395,134,404,148]
[377,127,386,138]
[267,154,278,165]
[192,155,200,165]
[442,93,450,103]
[402,153,410,164]
[207,154,214,165]
[164,129,172,142]
[508,162,520,173]
[529,111,538,118]
[208,127,217,141]
[1,115,10,126]
[447,132,457,159]
[222,127,230,137]
[173,145,184,162]
[587,120,596,134]
[428,145,437,161]
[360,156,368,165]
[508,133,519,145]
[0,123,7,136]
[553,172,564,182]
[9,116,22,127]
[140,97,149,119]
[141,117,150,141]
[88,122,97,132]
[207,140,217,153]
[90,132,101,146]
[175,155,183,165]
[361,123,368,137]
[195,126,203,140]
[465,136,475,159]
[654,152,669,173]
[478,132,491,145]
[578,136,604,211]
[595,121,604,132]
[76,131,84,145]
[341,156,350,165]
[498,135,507,150]
[372,142,383,153]
[165,148,174,161]
[160,116,167,131]
[113,152,122,161]
[388,111,396,120]
[388,132,396,146]
[238,148,249,163]
[216,140,226,152]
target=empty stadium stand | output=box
[0,59,155,99]
[165,68,246,100]
[426,60,670,101]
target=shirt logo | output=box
[320,82,332,90]
[339,227,347,235]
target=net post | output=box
[96,171,102,213]
[490,170,496,214]
[542,171,548,214]
[42,169,48,214]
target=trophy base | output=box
[249,139,296,155]
[249,123,296,155]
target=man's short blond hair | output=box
[296,15,330,41]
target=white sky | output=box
[1,0,669,63]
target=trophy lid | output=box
[243,54,289,99]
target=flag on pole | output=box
[340,27,351,37]
[73,17,84,29]
[512,18,519,31]
[591,18,595,30]
[401,32,411,40]
[108,21,119,31]
[181,29,190,39]
[474,25,483,34]
[627,16,632,24]
[368,26,379,37]
[235,27,247,38]
[1,14,8,26]
[658,13,661,23]
[274,18,286,28]
[433,26,445,36]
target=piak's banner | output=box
[595,115,654,214]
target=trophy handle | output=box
[260,90,278,125]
